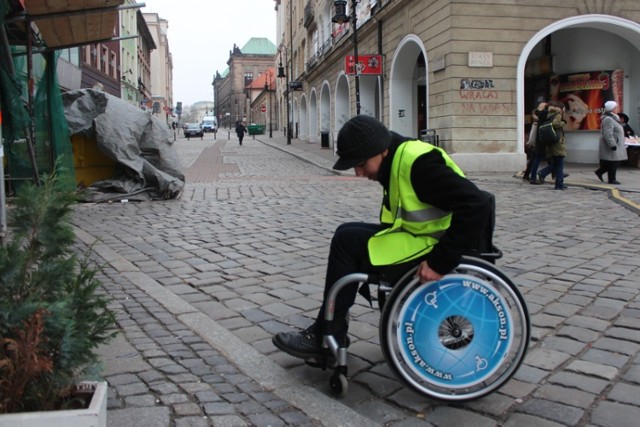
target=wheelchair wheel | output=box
[380,257,529,401]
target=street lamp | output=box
[264,70,273,138]
[333,0,361,115]
[211,73,216,119]
[277,46,291,145]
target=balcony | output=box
[303,1,314,28]
[305,37,333,72]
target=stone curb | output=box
[75,226,380,427]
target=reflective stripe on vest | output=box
[368,140,464,266]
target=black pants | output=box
[313,222,385,332]
[595,159,620,183]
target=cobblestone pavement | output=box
[74,130,640,426]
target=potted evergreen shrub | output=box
[0,171,116,425]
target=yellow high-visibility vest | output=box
[368,140,464,266]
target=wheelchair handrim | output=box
[396,274,514,389]
[382,261,529,401]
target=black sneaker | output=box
[273,325,323,359]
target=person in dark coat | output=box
[537,101,568,190]
[235,121,247,145]
[527,102,548,185]
[618,113,636,137]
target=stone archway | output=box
[309,89,318,143]
[518,15,640,164]
[299,94,308,140]
[320,81,331,133]
[359,75,379,118]
[292,97,298,139]
[389,35,427,137]
[335,73,350,134]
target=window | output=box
[110,52,117,78]
[81,46,91,64]
[90,45,97,67]
[244,72,253,87]
[101,46,108,73]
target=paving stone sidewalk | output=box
[79,131,640,427]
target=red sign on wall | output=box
[345,54,383,75]
[261,105,267,112]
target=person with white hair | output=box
[594,100,627,185]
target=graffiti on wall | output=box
[460,79,495,90]
[459,79,514,114]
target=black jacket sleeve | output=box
[410,150,492,275]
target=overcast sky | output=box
[141,0,277,107]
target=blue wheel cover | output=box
[397,275,513,388]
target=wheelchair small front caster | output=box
[329,367,348,397]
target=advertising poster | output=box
[550,70,623,131]
[344,54,382,75]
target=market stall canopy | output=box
[5,0,127,49]
[27,0,124,49]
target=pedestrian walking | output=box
[595,100,627,184]
[235,121,247,146]
[527,102,547,184]
[537,100,568,190]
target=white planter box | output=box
[0,381,107,427]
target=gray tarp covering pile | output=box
[62,88,185,202]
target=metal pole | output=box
[287,0,292,144]
[268,77,273,138]
[0,108,6,241]
[25,19,39,185]
[269,91,273,138]
[352,1,361,115]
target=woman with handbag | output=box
[595,101,627,185]
[536,101,568,190]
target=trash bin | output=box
[419,129,439,146]
[321,131,329,148]
[247,124,265,135]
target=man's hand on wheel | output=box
[416,260,444,283]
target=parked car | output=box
[183,123,203,139]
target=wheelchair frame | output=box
[318,191,530,400]
[320,255,530,401]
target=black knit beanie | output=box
[333,115,392,170]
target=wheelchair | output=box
[313,195,530,402]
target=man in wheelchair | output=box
[272,115,492,361]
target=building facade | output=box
[144,12,174,124]
[136,10,156,113]
[275,0,640,171]
[213,38,277,129]
[120,0,139,106]
[247,67,278,132]
[80,39,121,97]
